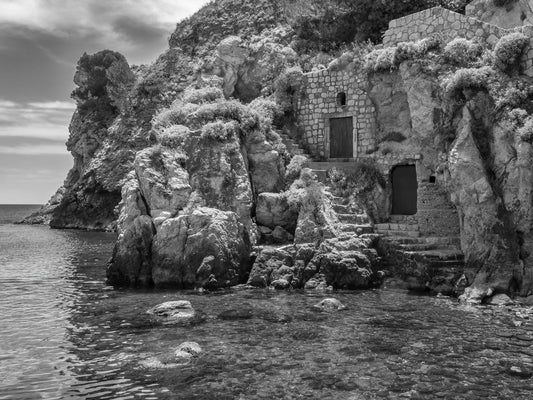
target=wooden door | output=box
[329,117,353,158]
[391,165,417,215]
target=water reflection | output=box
[2,224,533,399]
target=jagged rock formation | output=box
[23,0,533,299]
[467,0,533,29]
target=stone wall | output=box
[382,6,533,78]
[297,69,375,159]
[383,7,509,47]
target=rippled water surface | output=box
[1,206,533,399]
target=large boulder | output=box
[152,207,251,288]
[185,133,253,231]
[247,246,295,287]
[134,147,191,219]
[107,178,154,286]
[256,192,298,232]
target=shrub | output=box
[443,38,483,65]
[286,168,323,211]
[285,155,309,186]
[182,87,224,104]
[151,103,199,131]
[493,32,529,72]
[518,117,533,143]
[364,37,441,73]
[345,160,386,193]
[157,125,191,147]
[442,66,495,100]
[274,67,304,113]
[248,97,282,126]
[200,120,239,141]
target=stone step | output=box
[375,223,420,232]
[389,215,418,224]
[340,224,374,234]
[426,259,465,270]
[404,249,464,261]
[382,236,461,246]
[398,242,460,251]
[337,213,369,224]
[378,230,421,238]
[333,204,350,213]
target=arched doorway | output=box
[391,165,417,215]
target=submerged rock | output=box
[486,294,514,306]
[146,301,197,325]
[313,298,347,312]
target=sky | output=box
[0,0,210,204]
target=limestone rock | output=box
[272,226,294,243]
[152,207,251,288]
[175,342,202,357]
[247,246,294,287]
[185,134,253,231]
[107,178,154,286]
[134,147,191,219]
[486,293,514,306]
[255,192,298,232]
[146,301,196,325]
[313,298,347,312]
[467,0,533,29]
[294,183,340,244]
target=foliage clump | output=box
[493,32,529,72]
[285,155,310,187]
[200,120,239,141]
[274,67,304,114]
[328,160,386,196]
[286,169,325,212]
[72,50,135,120]
[157,125,191,148]
[363,37,441,72]
[443,38,483,66]
[442,66,495,100]
[182,87,224,104]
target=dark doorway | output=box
[330,117,353,158]
[391,165,417,215]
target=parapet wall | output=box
[383,7,508,47]
[383,6,533,77]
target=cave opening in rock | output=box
[391,165,417,215]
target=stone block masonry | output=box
[297,69,375,159]
[383,7,533,77]
[383,7,510,47]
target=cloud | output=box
[0,144,67,155]
[27,101,76,110]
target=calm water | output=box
[1,206,533,399]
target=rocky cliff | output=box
[24,0,533,299]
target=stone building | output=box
[295,3,533,238]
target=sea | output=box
[1,204,533,399]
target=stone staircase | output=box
[308,161,359,183]
[324,184,374,236]
[279,132,308,157]
[376,215,465,294]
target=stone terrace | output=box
[382,6,533,77]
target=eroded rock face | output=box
[256,192,298,232]
[152,207,251,288]
[447,93,531,302]
[134,147,191,219]
[106,178,154,286]
[467,0,533,29]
